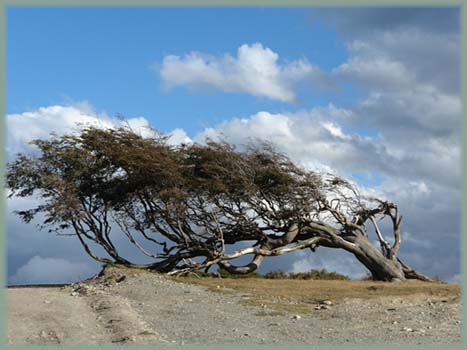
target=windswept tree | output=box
[7,126,432,281]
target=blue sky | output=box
[6,7,461,283]
[7,7,361,135]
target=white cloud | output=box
[9,256,98,285]
[6,103,191,159]
[167,128,192,146]
[159,42,324,102]
[194,107,391,176]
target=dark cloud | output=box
[311,7,460,37]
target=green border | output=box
[0,1,464,350]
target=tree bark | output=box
[346,234,406,281]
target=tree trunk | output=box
[348,234,406,281]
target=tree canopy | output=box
[7,126,432,281]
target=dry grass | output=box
[172,277,460,314]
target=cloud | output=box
[313,7,459,37]
[9,256,98,285]
[6,104,151,158]
[167,128,192,146]
[334,29,460,95]
[6,103,193,160]
[291,249,367,279]
[159,42,327,102]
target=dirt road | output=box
[6,266,462,345]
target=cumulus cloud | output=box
[167,128,192,146]
[6,104,153,158]
[6,103,193,160]
[159,42,327,102]
[195,107,396,178]
[9,256,98,285]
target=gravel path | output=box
[7,266,461,345]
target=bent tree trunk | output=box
[348,234,406,281]
[351,240,432,281]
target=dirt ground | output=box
[6,265,462,345]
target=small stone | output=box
[427,326,432,329]
[44,300,51,304]
[244,333,249,336]
[391,278,402,282]
[320,300,333,306]
[116,275,126,283]
[314,306,322,310]
[321,305,331,310]
[387,308,397,312]
[392,321,398,325]
[402,327,413,332]
[292,315,302,320]
[70,292,78,297]
[455,320,461,324]
[216,285,220,289]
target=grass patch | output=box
[173,268,350,280]
[264,269,349,281]
[176,277,460,305]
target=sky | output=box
[6,6,461,284]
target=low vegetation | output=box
[175,268,350,280]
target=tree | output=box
[6,126,432,281]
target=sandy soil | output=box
[6,266,462,345]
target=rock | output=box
[320,300,333,306]
[387,308,397,312]
[321,305,331,310]
[116,275,126,283]
[402,327,413,332]
[44,300,51,304]
[314,306,322,310]
[392,321,398,325]
[291,315,301,320]
[70,292,78,297]
[391,278,402,282]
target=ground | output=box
[7,265,461,345]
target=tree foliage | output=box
[7,127,432,281]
